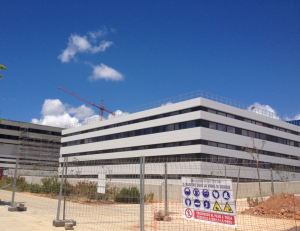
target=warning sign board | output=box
[213,201,222,211]
[182,177,237,228]
[223,202,233,213]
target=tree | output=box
[242,138,266,201]
[0,64,6,81]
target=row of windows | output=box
[62,119,300,149]
[60,174,279,183]
[0,134,61,145]
[0,156,58,162]
[63,153,300,173]
[62,138,300,162]
[64,106,300,138]
[206,108,299,135]
[0,124,61,136]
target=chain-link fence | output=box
[1,156,300,230]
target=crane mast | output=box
[58,86,115,121]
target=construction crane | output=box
[58,86,115,121]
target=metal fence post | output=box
[165,163,168,216]
[10,158,19,209]
[63,157,68,220]
[270,168,274,195]
[56,157,66,221]
[235,167,240,201]
[140,156,145,231]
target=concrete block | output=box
[53,220,76,227]
[17,207,27,211]
[8,207,18,212]
[14,202,25,208]
[65,222,74,230]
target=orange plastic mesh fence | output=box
[151,197,300,231]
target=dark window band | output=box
[61,154,300,174]
[62,139,300,162]
[0,124,61,136]
[0,134,61,145]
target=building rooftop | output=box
[65,90,298,129]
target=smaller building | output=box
[0,119,63,174]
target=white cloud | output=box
[32,113,79,128]
[248,102,280,120]
[58,32,113,63]
[108,110,129,119]
[32,99,96,127]
[88,28,108,40]
[90,41,113,53]
[68,105,95,120]
[31,99,128,127]
[41,99,66,116]
[88,63,124,81]
[294,114,300,120]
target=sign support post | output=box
[8,158,19,211]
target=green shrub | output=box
[29,184,41,193]
[17,182,29,192]
[247,197,261,207]
[145,192,154,203]
[41,177,60,194]
[5,175,26,186]
[115,187,140,204]
[73,181,97,201]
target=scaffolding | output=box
[17,122,61,173]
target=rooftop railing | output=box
[65,90,297,129]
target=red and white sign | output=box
[194,211,235,226]
[185,208,193,219]
[182,177,237,228]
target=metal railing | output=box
[65,90,297,129]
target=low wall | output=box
[15,176,300,201]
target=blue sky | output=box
[0,1,299,127]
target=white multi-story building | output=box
[60,92,300,182]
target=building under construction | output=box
[60,90,300,182]
[0,119,63,175]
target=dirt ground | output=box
[1,190,300,231]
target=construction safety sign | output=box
[182,177,237,228]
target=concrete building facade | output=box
[60,96,300,182]
[0,119,62,172]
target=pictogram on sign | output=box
[185,198,192,206]
[194,199,201,208]
[203,200,210,209]
[223,190,230,200]
[185,208,193,218]
[212,190,219,199]
[193,188,200,197]
[213,201,222,211]
[202,189,209,198]
[223,202,233,213]
[184,188,191,196]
